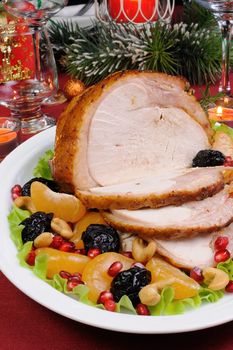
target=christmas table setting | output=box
[1,0,233,348]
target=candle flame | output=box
[217,106,223,115]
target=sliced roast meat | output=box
[77,167,224,210]
[53,71,211,191]
[120,224,233,269]
[103,187,233,239]
[155,222,233,268]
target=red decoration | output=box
[108,0,158,23]
[0,6,35,83]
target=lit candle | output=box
[0,127,18,160]
[208,106,233,121]
[0,117,20,160]
[108,0,158,23]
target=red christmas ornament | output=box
[108,0,158,23]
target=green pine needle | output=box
[47,5,224,87]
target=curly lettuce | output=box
[33,149,54,179]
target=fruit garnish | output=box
[22,177,59,196]
[190,266,204,283]
[87,247,101,259]
[104,299,116,312]
[11,184,22,200]
[214,249,231,263]
[214,236,229,251]
[20,211,53,244]
[31,181,86,223]
[192,150,225,167]
[225,281,233,293]
[108,261,123,277]
[136,303,150,316]
[35,247,90,278]
[71,212,106,247]
[82,252,134,303]
[146,257,200,299]
[82,224,120,254]
[110,266,151,306]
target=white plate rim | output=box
[0,126,233,334]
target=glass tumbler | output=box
[0,23,57,135]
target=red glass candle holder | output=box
[0,23,35,84]
[0,117,20,161]
[108,0,158,23]
[95,0,175,24]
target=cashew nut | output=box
[34,232,54,248]
[14,196,36,213]
[51,217,74,239]
[139,278,176,306]
[202,267,230,291]
[132,237,157,263]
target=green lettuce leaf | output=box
[8,206,30,250]
[33,149,54,179]
[199,286,224,302]
[211,121,233,139]
[116,295,137,314]
[149,287,174,316]
[217,258,233,280]
[17,241,33,268]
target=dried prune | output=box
[110,266,151,306]
[192,150,225,167]
[82,224,120,253]
[20,211,53,244]
[21,177,59,196]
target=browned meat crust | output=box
[76,180,224,210]
[102,211,233,240]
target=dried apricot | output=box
[31,181,86,223]
[146,257,200,299]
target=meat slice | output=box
[77,167,224,210]
[53,71,211,191]
[120,224,233,269]
[103,187,233,239]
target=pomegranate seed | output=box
[26,250,36,266]
[50,235,64,249]
[108,261,123,277]
[59,271,71,279]
[136,303,150,316]
[104,299,116,312]
[224,157,233,166]
[122,251,133,259]
[72,272,82,280]
[59,241,75,252]
[66,280,82,291]
[11,184,22,200]
[190,266,204,283]
[214,236,229,251]
[226,156,232,162]
[88,248,101,259]
[98,290,114,304]
[214,249,231,263]
[75,248,86,255]
[68,276,84,284]
[225,281,233,293]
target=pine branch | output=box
[181,2,217,29]
[48,17,222,86]
[173,22,221,85]
[199,83,224,111]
